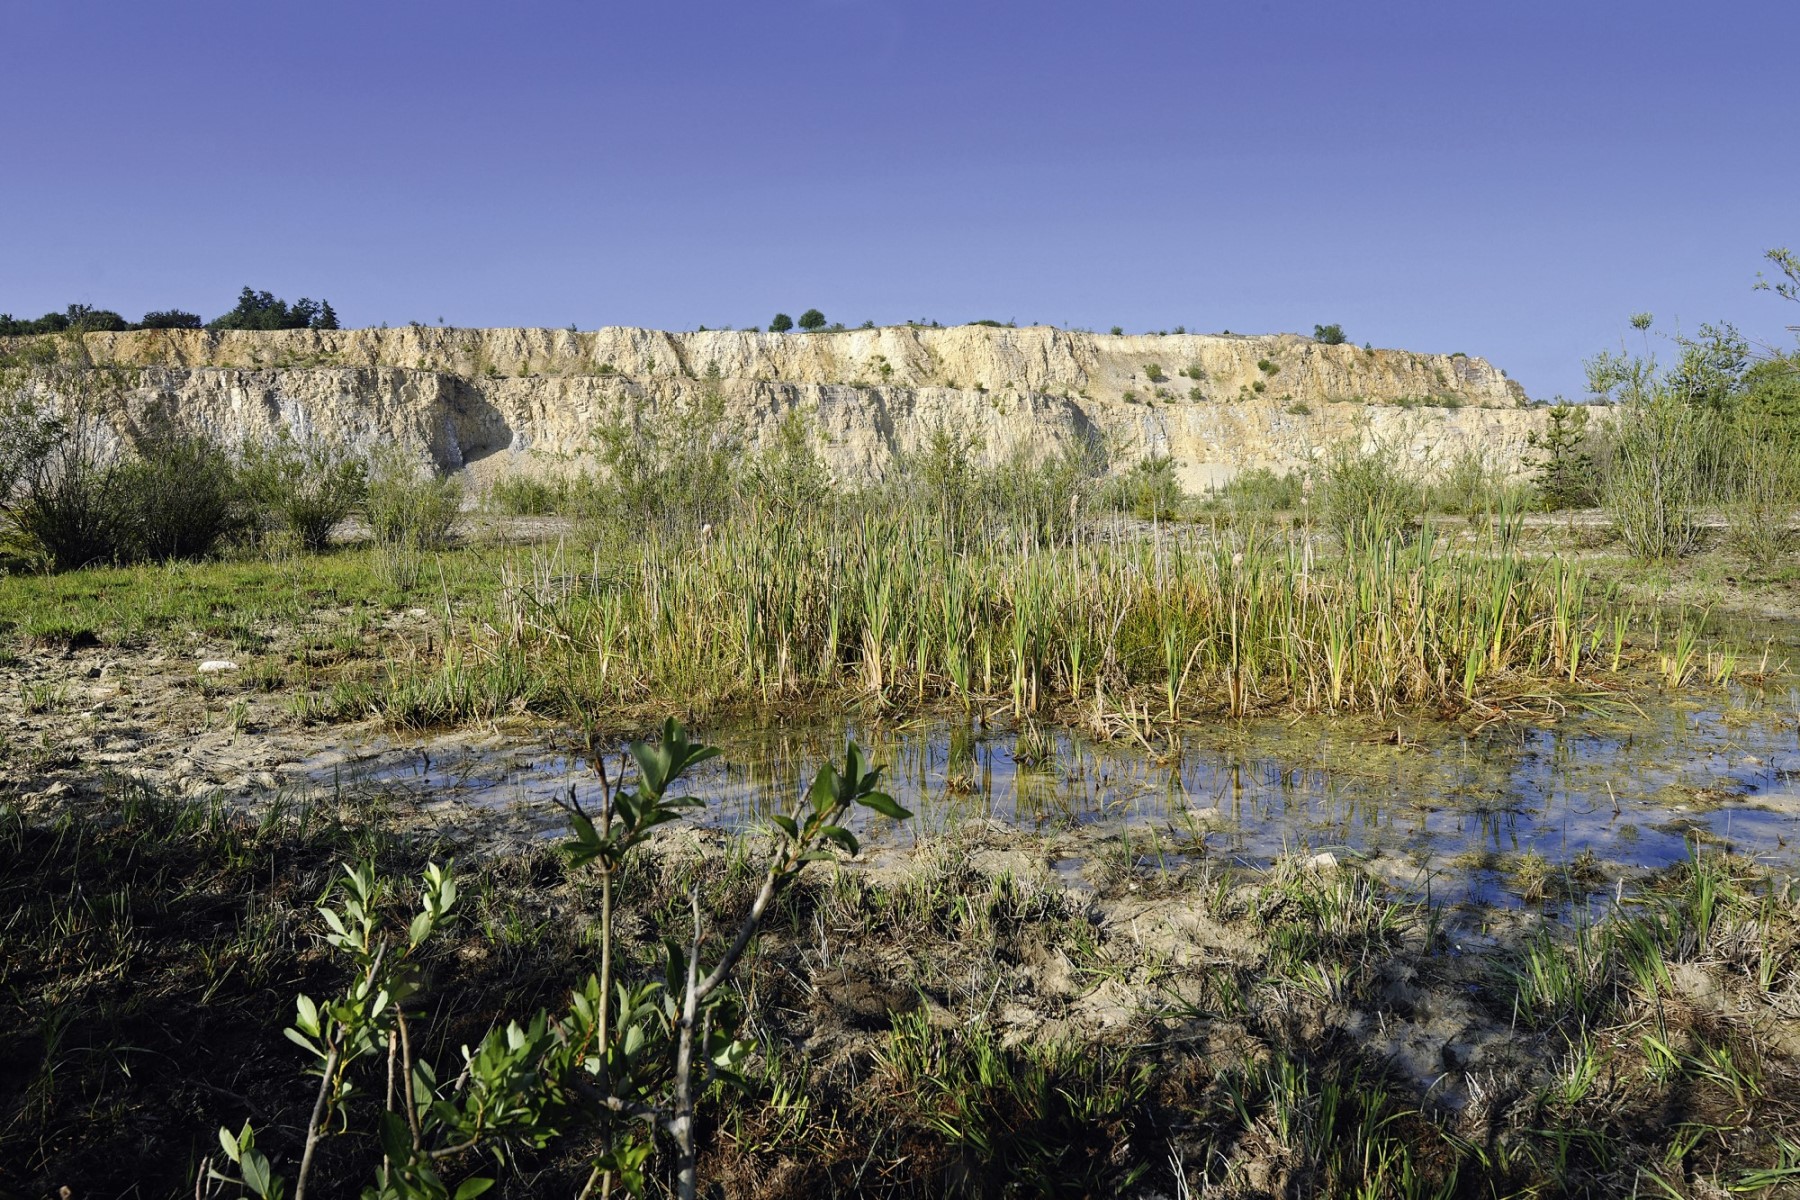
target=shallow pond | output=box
[300,670,1800,911]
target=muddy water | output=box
[300,670,1800,910]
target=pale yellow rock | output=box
[4,325,1552,494]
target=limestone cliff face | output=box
[3,326,1542,492]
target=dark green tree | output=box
[797,308,827,331]
[768,312,794,333]
[1,304,130,334]
[1524,401,1595,510]
[138,309,203,329]
[1313,323,1347,345]
[208,287,339,331]
[1,311,65,334]
[63,304,129,332]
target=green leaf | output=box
[409,911,434,948]
[807,764,839,814]
[378,1111,412,1167]
[453,1179,497,1200]
[819,825,860,856]
[858,790,912,821]
[241,1148,275,1198]
[294,994,320,1035]
[769,814,799,840]
[283,1027,324,1058]
[631,738,672,799]
[219,1125,241,1161]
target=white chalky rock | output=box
[20,326,1541,497]
[197,660,239,673]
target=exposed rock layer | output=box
[4,326,1544,491]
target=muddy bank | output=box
[5,771,1800,1198]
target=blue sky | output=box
[2,0,1795,399]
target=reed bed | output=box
[346,506,1624,728]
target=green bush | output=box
[0,305,129,336]
[985,436,1108,546]
[1587,350,1712,561]
[1427,447,1524,518]
[887,423,1107,549]
[137,309,203,330]
[590,385,740,536]
[485,474,582,516]
[6,416,249,571]
[242,432,368,552]
[1221,466,1304,512]
[1314,324,1347,345]
[798,308,827,332]
[366,448,462,550]
[1319,436,1422,548]
[1722,402,1800,566]
[113,429,248,561]
[904,417,982,547]
[9,424,129,571]
[768,312,793,333]
[0,394,64,510]
[746,408,833,520]
[1603,397,1709,560]
[1101,454,1183,522]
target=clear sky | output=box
[3,0,1795,399]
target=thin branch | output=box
[292,1044,340,1200]
[673,887,704,1200]
[398,1009,422,1152]
[426,1135,485,1161]
[693,800,847,1004]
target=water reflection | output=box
[301,683,1799,909]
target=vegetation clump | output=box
[0,286,338,336]
[242,432,369,553]
[1525,400,1597,510]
